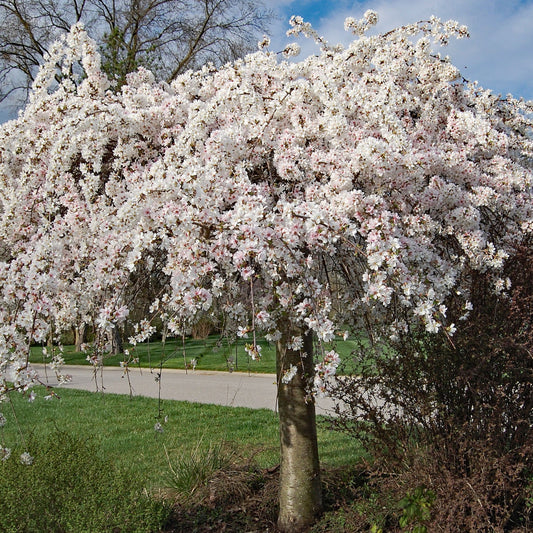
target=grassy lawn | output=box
[1,386,364,489]
[29,335,364,374]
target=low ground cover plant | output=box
[0,387,365,530]
[0,430,171,533]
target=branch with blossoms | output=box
[0,9,531,407]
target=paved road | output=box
[33,364,337,416]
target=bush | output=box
[0,430,170,533]
[329,245,533,531]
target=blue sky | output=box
[1,0,531,123]
[269,0,533,101]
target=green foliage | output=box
[351,484,392,532]
[311,508,349,532]
[0,430,170,533]
[100,27,159,90]
[31,335,280,373]
[397,486,435,532]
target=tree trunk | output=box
[74,323,87,353]
[276,324,322,532]
[110,325,123,355]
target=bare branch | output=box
[0,0,272,104]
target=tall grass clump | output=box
[0,430,170,533]
[164,437,240,500]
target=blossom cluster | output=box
[0,15,530,408]
[313,350,341,396]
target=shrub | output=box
[329,244,533,531]
[0,430,170,533]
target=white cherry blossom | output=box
[0,14,530,404]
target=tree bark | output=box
[74,323,87,353]
[276,324,322,532]
[109,324,123,355]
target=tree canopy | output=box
[1,13,531,385]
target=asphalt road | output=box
[33,364,337,416]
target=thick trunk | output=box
[276,325,322,532]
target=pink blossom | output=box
[0,14,530,404]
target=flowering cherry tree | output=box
[0,11,532,530]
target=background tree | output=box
[0,0,271,104]
[0,12,531,531]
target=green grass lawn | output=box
[29,335,364,374]
[1,387,364,489]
